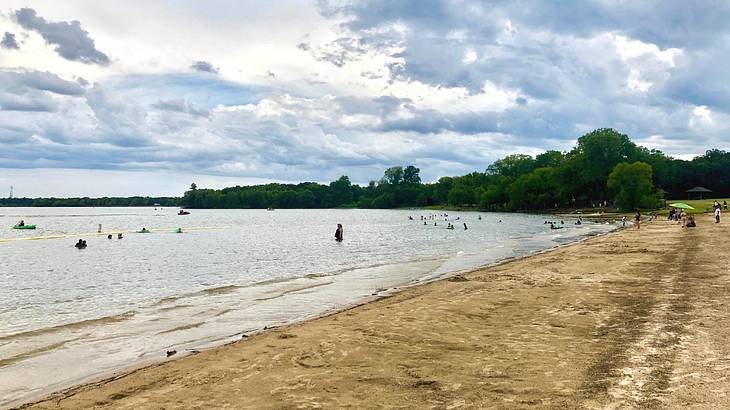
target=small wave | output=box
[214,308,232,317]
[151,295,184,306]
[0,311,136,343]
[254,281,333,302]
[156,304,195,313]
[0,339,81,368]
[156,321,206,335]
[150,285,241,306]
[198,285,241,295]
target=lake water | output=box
[0,207,616,406]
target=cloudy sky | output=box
[0,1,728,197]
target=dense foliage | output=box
[181,129,730,211]
[0,196,180,207]
[4,128,730,211]
[607,162,657,211]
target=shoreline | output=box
[8,223,625,409]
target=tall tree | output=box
[402,165,421,184]
[607,162,657,211]
[571,128,639,202]
[380,166,404,185]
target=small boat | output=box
[13,225,36,230]
[267,207,274,211]
[178,210,190,215]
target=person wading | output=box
[334,223,344,242]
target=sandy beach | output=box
[19,214,730,409]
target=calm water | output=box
[0,207,616,406]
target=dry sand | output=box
[20,215,730,409]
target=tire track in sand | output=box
[582,226,699,408]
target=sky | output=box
[1,0,729,197]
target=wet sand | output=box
[20,215,730,409]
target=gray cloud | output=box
[1,32,19,49]
[151,99,210,118]
[0,70,85,113]
[190,60,218,73]
[13,7,110,65]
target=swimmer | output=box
[75,239,87,249]
[107,234,112,239]
[117,233,123,239]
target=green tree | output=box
[380,166,404,186]
[487,154,536,178]
[572,128,640,202]
[447,185,474,206]
[506,168,559,210]
[402,165,421,184]
[329,175,353,206]
[607,162,657,211]
[535,150,564,169]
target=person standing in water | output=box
[334,223,344,242]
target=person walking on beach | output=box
[715,207,721,224]
[621,216,627,227]
[634,211,641,229]
[334,223,344,242]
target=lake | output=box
[0,207,616,406]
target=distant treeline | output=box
[182,128,730,211]
[0,197,181,207]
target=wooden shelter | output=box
[686,186,712,199]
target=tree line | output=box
[0,196,180,207]
[182,129,730,211]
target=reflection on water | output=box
[0,207,616,406]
